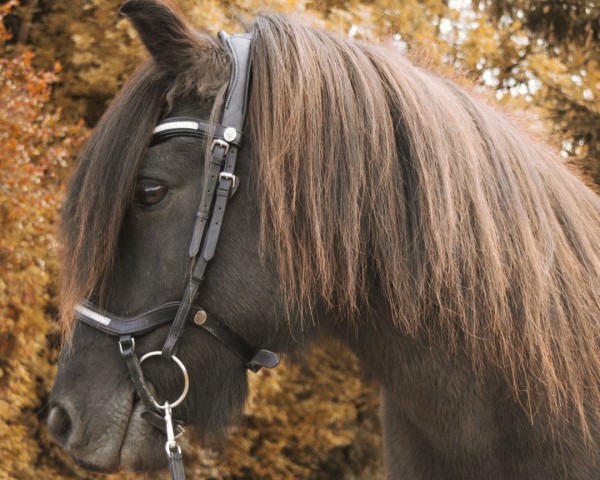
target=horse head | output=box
[48,0,310,472]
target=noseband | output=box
[74,32,279,479]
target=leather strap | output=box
[118,336,184,436]
[218,32,253,134]
[188,144,227,257]
[119,336,157,410]
[160,283,201,357]
[197,315,279,372]
[200,145,240,263]
[160,32,253,359]
[169,450,186,479]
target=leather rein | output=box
[73,32,279,479]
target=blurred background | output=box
[0,0,598,478]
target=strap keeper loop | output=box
[247,349,280,373]
[119,336,135,356]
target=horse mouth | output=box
[76,388,137,473]
[54,388,166,474]
[118,396,170,472]
[70,399,167,473]
[72,456,120,474]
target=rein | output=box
[74,31,279,479]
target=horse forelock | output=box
[59,63,167,338]
[248,15,600,441]
[59,57,230,341]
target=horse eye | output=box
[135,182,168,207]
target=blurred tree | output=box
[487,0,599,45]
[25,0,455,123]
[459,0,600,182]
[24,0,145,123]
[0,1,87,477]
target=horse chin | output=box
[119,401,169,471]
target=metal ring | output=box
[139,351,190,409]
[166,440,182,458]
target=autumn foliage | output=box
[0,2,87,477]
[1,0,599,478]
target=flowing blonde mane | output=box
[248,15,600,439]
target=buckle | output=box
[219,172,239,194]
[219,172,236,183]
[211,139,229,155]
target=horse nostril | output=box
[47,403,73,446]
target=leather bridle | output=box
[73,32,279,479]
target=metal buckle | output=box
[219,172,236,183]
[219,172,239,194]
[211,139,230,155]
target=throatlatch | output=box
[75,31,279,480]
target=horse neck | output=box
[324,295,598,480]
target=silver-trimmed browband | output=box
[76,303,111,326]
[154,120,203,134]
[75,300,201,336]
[151,116,244,147]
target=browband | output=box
[76,301,197,336]
[150,117,244,147]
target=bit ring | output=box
[139,351,190,409]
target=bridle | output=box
[73,32,279,479]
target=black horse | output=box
[49,1,600,478]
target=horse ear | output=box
[120,0,226,73]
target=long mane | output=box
[248,15,600,438]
